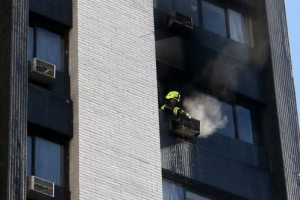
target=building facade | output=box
[0,0,299,199]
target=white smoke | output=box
[183,93,228,138]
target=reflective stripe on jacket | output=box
[161,103,182,116]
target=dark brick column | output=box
[264,0,300,199]
[0,0,28,199]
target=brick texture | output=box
[70,0,162,199]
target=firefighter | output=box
[161,91,191,119]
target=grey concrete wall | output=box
[69,0,162,199]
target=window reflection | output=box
[186,191,210,200]
[236,106,253,143]
[35,137,64,186]
[28,26,63,71]
[163,180,185,200]
[27,135,64,186]
[218,101,235,138]
[154,0,199,26]
[154,0,253,46]
[202,1,227,37]
[37,28,62,71]
[228,9,253,46]
[183,92,256,143]
[162,180,211,200]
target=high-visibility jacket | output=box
[160,103,184,116]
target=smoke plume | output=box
[183,93,228,138]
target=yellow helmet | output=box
[165,91,180,102]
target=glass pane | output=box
[37,27,62,71]
[228,9,245,44]
[236,106,253,144]
[28,26,34,61]
[27,135,32,177]
[176,0,199,26]
[162,180,185,200]
[202,1,226,37]
[186,191,210,200]
[154,0,173,13]
[217,101,235,138]
[35,137,64,186]
[228,9,253,46]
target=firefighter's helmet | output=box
[165,91,180,102]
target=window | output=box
[202,0,253,46]
[228,9,253,46]
[28,25,65,71]
[218,100,235,138]
[176,0,199,26]
[236,105,253,143]
[186,191,210,200]
[154,0,173,13]
[154,0,199,26]
[202,1,226,37]
[154,0,254,46]
[163,180,185,200]
[27,135,65,186]
[183,93,258,144]
[163,180,211,200]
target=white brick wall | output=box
[70,0,162,199]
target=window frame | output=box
[202,0,254,46]
[27,132,68,187]
[28,19,67,73]
[154,0,255,46]
[181,89,261,145]
[162,179,212,200]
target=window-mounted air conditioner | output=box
[169,117,200,143]
[28,58,56,85]
[27,176,55,200]
[168,11,193,30]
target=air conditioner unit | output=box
[168,11,193,30]
[28,58,56,85]
[170,117,200,143]
[27,176,55,200]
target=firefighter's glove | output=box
[181,111,191,119]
